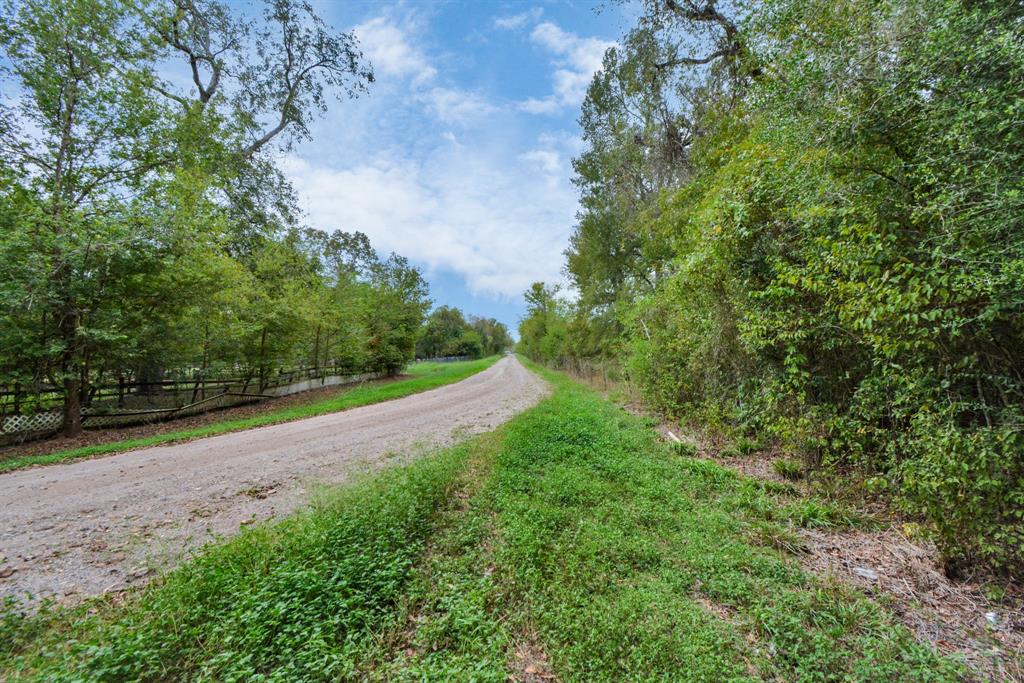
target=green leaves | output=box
[550,0,1024,575]
[0,0,386,435]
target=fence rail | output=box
[0,363,363,414]
[0,366,383,441]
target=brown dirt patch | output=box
[801,524,1023,681]
[509,636,558,682]
[682,439,1024,682]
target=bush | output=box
[671,440,698,457]
[896,413,1024,574]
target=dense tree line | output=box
[0,0,430,436]
[520,0,1024,575]
[416,305,512,359]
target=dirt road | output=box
[0,357,546,603]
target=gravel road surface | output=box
[0,356,546,603]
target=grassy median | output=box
[0,361,961,681]
[0,357,499,474]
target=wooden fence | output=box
[0,365,382,442]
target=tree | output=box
[0,0,177,435]
[415,306,502,360]
[518,283,570,363]
[0,0,375,436]
[417,306,469,359]
[469,316,513,356]
[362,255,430,375]
[150,0,373,158]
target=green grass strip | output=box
[0,357,499,474]
[361,360,963,681]
[473,361,962,681]
[360,431,513,682]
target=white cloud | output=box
[353,15,499,127]
[493,7,543,30]
[520,131,580,189]
[519,149,563,190]
[284,11,593,304]
[519,22,615,114]
[282,140,576,298]
[353,16,437,85]
[518,97,562,115]
[521,149,560,175]
[420,87,499,125]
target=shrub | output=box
[896,413,1024,574]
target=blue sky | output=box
[281,1,631,335]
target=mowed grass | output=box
[0,361,962,681]
[0,357,499,474]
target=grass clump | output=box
[781,498,865,530]
[671,439,698,457]
[720,435,762,458]
[0,357,498,474]
[773,458,805,481]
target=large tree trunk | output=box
[313,324,321,376]
[258,327,268,392]
[59,306,84,437]
[62,376,82,437]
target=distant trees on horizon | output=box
[416,306,512,360]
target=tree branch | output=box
[655,48,732,69]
